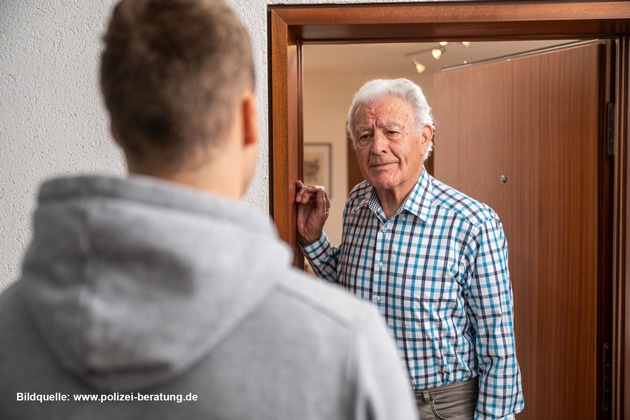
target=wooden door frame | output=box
[268,2,630,419]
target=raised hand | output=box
[295,180,330,245]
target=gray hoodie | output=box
[0,175,417,420]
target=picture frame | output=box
[303,143,332,198]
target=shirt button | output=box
[381,227,387,233]
[374,296,382,303]
[378,261,384,268]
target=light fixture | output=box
[412,56,426,74]
[431,47,444,60]
[404,42,472,73]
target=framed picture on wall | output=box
[303,143,332,198]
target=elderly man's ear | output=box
[421,125,433,154]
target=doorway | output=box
[268,3,630,419]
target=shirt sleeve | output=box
[466,217,524,419]
[300,233,340,283]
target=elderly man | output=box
[297,78,524,419]
[0,3,418,419]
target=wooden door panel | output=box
[434,42,605,419]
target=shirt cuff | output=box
[300,232,328,255]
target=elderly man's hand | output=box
[295,180,330,245]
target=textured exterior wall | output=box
[1,0,121,291]
[0,0,440,291]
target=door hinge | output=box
[607,103,615,157]
[602,342,612,420]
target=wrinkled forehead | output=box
[352,95,414,130]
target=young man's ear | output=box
[241,92,259,148]
[110,123,123,148]
[238,91,260,196]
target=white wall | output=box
[0,0,449,292]
[1,0,122,292]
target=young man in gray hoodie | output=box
[0,0,418,419]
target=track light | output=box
[405,42,472,73]
[412,56,426,74]
[431,47,444,60]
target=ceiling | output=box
[303,40,578,78]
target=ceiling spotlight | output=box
[461,41,471,48]
[439,41,449,46]
[431,47,444,60]
[412,57,426,74]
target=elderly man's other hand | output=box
[295,180,330,245]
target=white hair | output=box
[346,78,434,160]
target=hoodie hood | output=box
[20,175,292,392]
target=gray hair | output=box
[346,78,434,160]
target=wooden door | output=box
[433,41,612,419]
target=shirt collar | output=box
[402,168,434,222]
[351,168,434,223]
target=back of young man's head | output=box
[100,0,255,175]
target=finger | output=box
[296,184,325,204]
[316,188,329,217]
[295,181,312,203]
[296,188,315,204]
[313,187,330,209]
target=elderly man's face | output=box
[352,95,431,199]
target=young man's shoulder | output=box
[272,268,381,332]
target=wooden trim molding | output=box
[268,10,301,265]
[614,35,630,420]
[270,2,630,42]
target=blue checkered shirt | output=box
[302,170,524,419]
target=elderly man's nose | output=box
[371,132,388,153]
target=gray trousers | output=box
[414,378,479,420]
